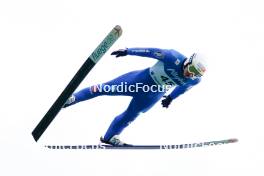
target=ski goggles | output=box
[186,64,203,77]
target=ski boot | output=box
[63,95,76,108]
[100,135,132,147]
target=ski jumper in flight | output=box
[63,48,207,146]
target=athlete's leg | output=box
[103,91,165,141]
[63,70,142,107]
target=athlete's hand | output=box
[161,95,172,108]
[111,49,128,57]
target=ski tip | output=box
[114,25,122,37]
[228,138,238,143]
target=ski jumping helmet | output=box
[184,53,206,77]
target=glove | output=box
[111,49,128,57]
[161,95,172,108]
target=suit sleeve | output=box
[127,48,169,61]
[169,78,201,100]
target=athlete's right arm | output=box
[111,48,170,61]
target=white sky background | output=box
[0,0,264,175]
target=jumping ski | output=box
[45,138,238,150]
[32,25,123,142]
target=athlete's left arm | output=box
[127,48,170,61]
[169,78,201,100]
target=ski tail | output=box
[45,138,238,150]
[32,25,122,142]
